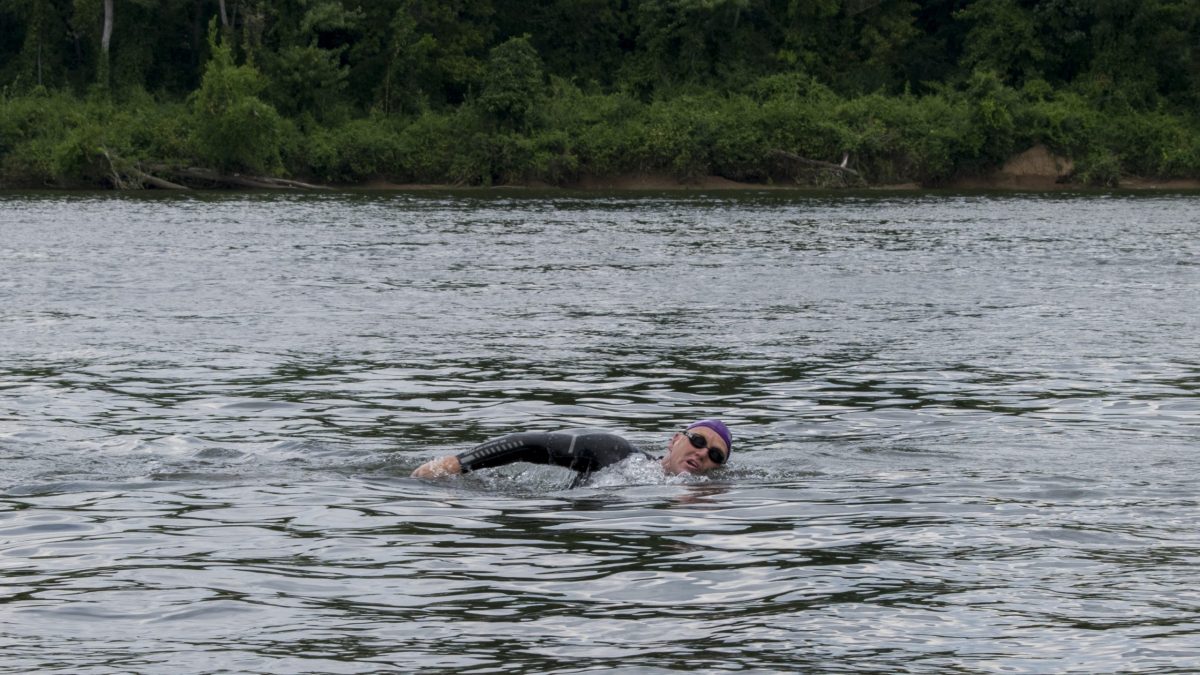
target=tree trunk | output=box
[218,0,229,29]
[97,0,114,87]
[101,0,114,55]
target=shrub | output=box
[962,69,1021,168]
[478,36,544,131]
[1020,91,1101,158]
[833,92,974,185]
[299,115,405,182]
[0,91,149,186]
[527,130,580,185]
[189,22,285,174]
[394,112,462,183]
[1102,111,1200,178]
[1075,151,1121,186]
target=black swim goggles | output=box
[680,429,728,465]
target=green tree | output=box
[389,0,495,107]
[309,0,496,111]
[254,0,361,120]
[345,4,435,114]
[1025,0,1093,87]
[493,0,632,90]
[1084,0,1199,109]
[963,68,1019,166]
[478,35,544,130]
[775,0,842,78]
[801,0,922,95]
[53,0,206,94]
[957,0,1045,85]
[0,0,71,90]
[624,0,781,94]
[190,20,285,172]
[898,0,973,93]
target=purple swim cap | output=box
[687,419,732,453]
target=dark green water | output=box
[2,191,1198,672]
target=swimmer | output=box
[411,419,732,484]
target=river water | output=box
[2,190,1198,673]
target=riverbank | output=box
[6,81,1200,194]
[327,144,1200,192]
[8,172,1200,192]
[360,162,1200,192]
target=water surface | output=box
[2,190,1199,672]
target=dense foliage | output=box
[1,0,1198,187]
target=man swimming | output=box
[410,419,732,484]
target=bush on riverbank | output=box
[3,74,1200,189]
[0,90,189,186]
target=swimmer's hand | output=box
[411,456,462,479]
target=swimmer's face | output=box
[662,426,729,475]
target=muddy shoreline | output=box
[6,146,1200,193]
[360,146,1200,192]
[358,174,1200,192]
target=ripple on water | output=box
[2,192,1200,672]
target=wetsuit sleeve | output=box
[456,430,641,475]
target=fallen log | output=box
[768,149,861,177]
[151,165,330,190]
[768,149,866,187]
[136,172,190,190]
[98,148,190,189]
[100,148,130,189]
[128,165,190,190]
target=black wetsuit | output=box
[456,429,653,485]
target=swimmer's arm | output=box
[410,431,637,479]
[411,455,462,478]
[411,432,553,479]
